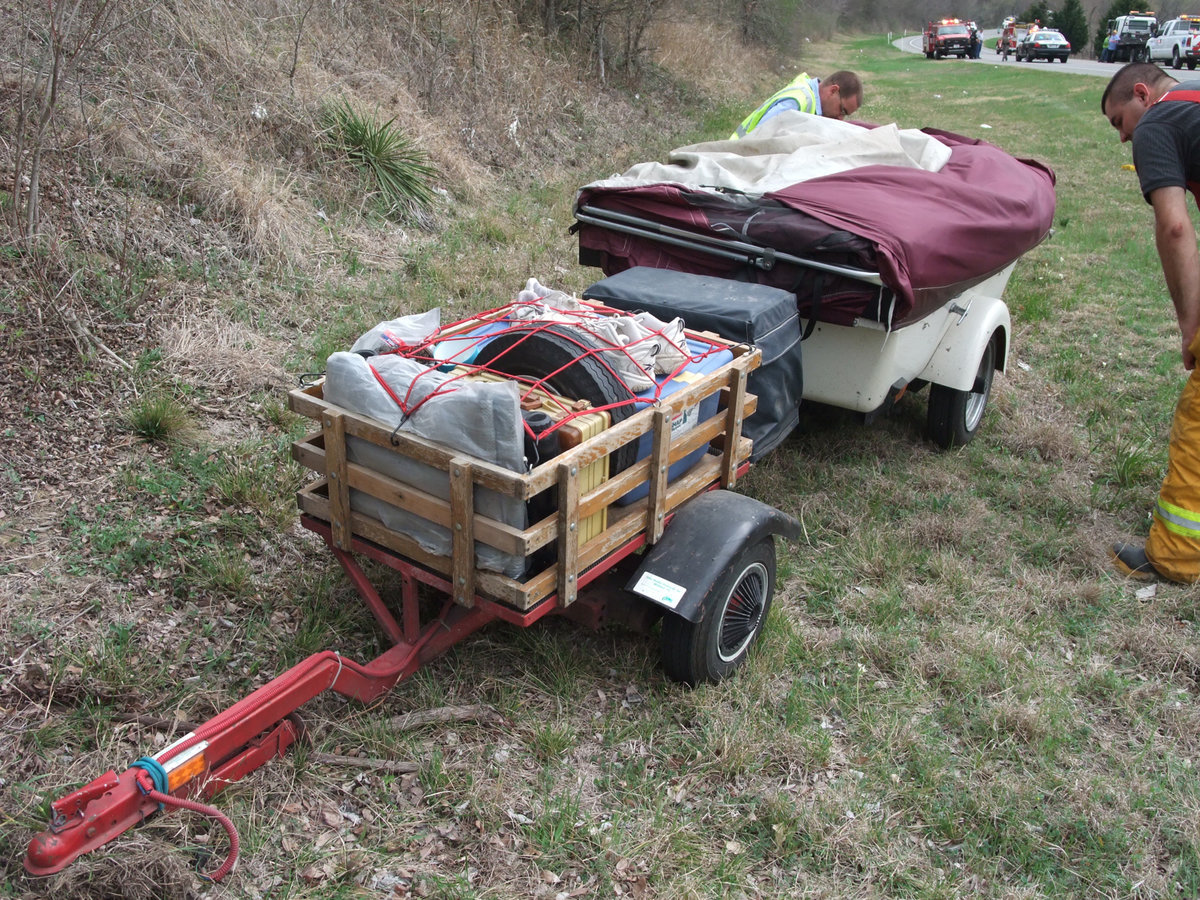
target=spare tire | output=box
[473,324,641,474]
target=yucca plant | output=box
[320,99,436,216]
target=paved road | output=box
[894,29,1114,78]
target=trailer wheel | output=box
[927,330,998,449]
[660,538,775,687]
[473,324,640,474]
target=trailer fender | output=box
[625,490,800,622]
[917,293,1010,391]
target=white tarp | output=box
[586,111,952,197]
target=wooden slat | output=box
[722,365,748,489]
[575,400,750,517]
[323,411,352,550]
[646,409,671,545]
[518,448,751,603]
[339,415,527,495]
[556,461,580,607]
[290,384,530,496]
[288,345,760,501]
[292,434,530,556]
[287,384,327,420]
[297,485,531,608]
[449,459,475,608]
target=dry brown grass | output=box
[159,311,289,394]
[649,18,780,103]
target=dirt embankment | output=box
[0,3,784,896]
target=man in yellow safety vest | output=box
[730,70,863,139]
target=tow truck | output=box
[1108,10,1158,62]
[923,18,971,59]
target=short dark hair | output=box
[1101,63,1177,112]
[824,70,863,105]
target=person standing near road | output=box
[1102,63,1200,582]
[730,70,863,138]
[1103,29,1119,62]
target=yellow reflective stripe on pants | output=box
[1145,339,1200,583]
[1154,498,1200,538]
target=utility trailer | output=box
[25,302,800,882]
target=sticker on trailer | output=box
[671,404,698,438]
[632,571,687,609]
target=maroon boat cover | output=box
[575,126,1056,328]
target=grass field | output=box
[4,27,1200,900]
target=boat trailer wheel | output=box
[927,328,999,450]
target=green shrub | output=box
[126,392,192,443]
[320,99,436,217]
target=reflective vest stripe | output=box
[732,74,818,139]
[1155,498,1200,538]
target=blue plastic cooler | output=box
[617,338,732,505]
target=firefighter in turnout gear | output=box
[1102,63,1200,582]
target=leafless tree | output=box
[5,0,156,246]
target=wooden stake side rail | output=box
[288,338,761,612]
[290,386,758,559]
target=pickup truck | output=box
[1146,15,1200,69]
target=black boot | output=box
[1110,542,1161,580]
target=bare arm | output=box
[1150,185,1200,369]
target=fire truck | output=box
[924,18,971,59]
[999,21,1036,57]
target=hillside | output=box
[0,3,788,897]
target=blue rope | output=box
[130,756,169,810]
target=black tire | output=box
[661,538,775,687]
[1189,59,1197,70]
[473,324,640,474]
[926,50,934,59]
[1173,47,1183,69]
[927,330,998,450]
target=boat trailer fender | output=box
[624,490,800,622]
[917,294,1010,391]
